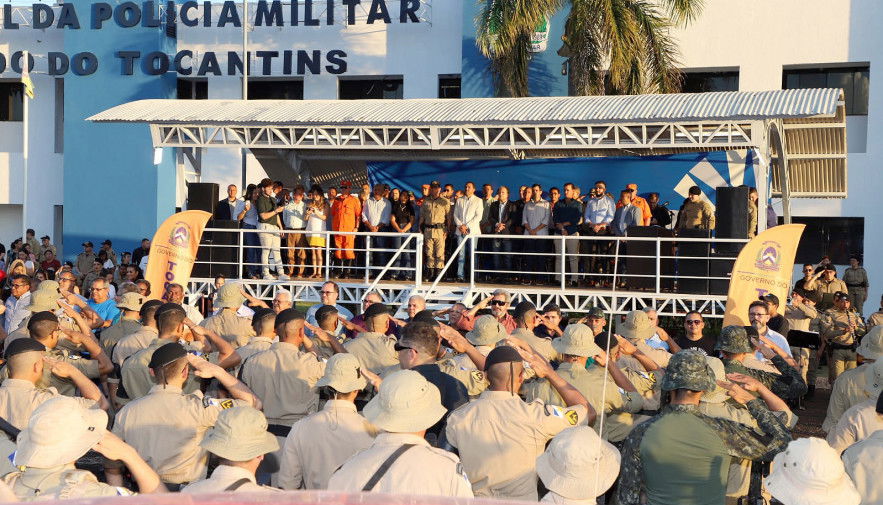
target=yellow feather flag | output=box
[722,224,805,326]
[143,210,212,300]
[21,51,35,100]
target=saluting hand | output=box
[717,380,754,405]
[439,324,468,353]
[186,353,219,379]
[614,334,638,355]
[93,432,137,462]
[726,372,763,392]
[43,356,75,378]
[305,322,332,343]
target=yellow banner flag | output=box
[144,210,212,301]
[722,224,806,326]
[21,51,35,99]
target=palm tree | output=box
[476,0,704,97]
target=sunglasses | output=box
[394,343,416,352]
[685,320,702,325]
[490,300,507,306]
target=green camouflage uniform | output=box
[722,355,807,402]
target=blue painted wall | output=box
[62,0,177,261]
[461,2,570,98]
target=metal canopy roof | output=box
[88,88,847,198]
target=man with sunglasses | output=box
[673,311,718,355]
[805,264,848,311]
[3,274,32,335]
[87,279,120,330]
[450,289,516,334]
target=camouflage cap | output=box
[661,349,717,392]
[586,307,605,319]
[715,325,753,354]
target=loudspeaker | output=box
[193,219,240,278]
[715,186,750,254]
[709,251,737,295]
[678,228,710,294]
[187,182,219,213]
[625,226,675,291]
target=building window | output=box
[787,216,864,265]
[439,75,461,99]
[783,65,869,115]
[339,77,403,100]
[177,79,208,100]
[247,80,304,100]
[0,82,23,122]
[681,71,739,93]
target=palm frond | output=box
[627,0,683,93]
[658,0,704,26]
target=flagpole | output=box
[21,51,29,244]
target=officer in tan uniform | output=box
[4,396,165,499]
[823,330,882,433]
[343,303,399,374]
[240,308,343,485]
[200,282,255,348]
[111,340,260,490]
[522,324,645,443]
[508,302,557,362]
[182,407,281,494]
[445,345,595,501]
[420,181,450,279]
[112,299,163,366]
[804,265,849,311]
[224,307,277,371]
[278,353,379,490]
[410,311,490,397]
[0,338,106,429]
[676,185,715,231]
[820,291,867,381]
[99,292,144,357]
[327,370,473,497]
[119,304,236,402]
[74,241,96,283]
[24,311,112,397]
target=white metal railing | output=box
[193,227,749,299]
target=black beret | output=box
[140,299,164,317]
[411,309,439,326]
[4,338,46,359]
[148,342,188,369]
[483,345,523,372]
[275,308,305,329]
[251,308,276,329]
[27,311,58,331]
[364,303,391,319]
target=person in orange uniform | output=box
[332,181,362,277]
[618,183,652,226]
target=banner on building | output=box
[144,210,212,301]
[368,149,759,209]
[722,224,805,326]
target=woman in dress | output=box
[305,185,329,279]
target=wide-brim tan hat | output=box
[465,315,508,346]
[863,359,883,396]
[26,289,61,313]
[117,292,146,311]
[316,353,368,393]
[536,426,621,499]
[216,282,246,309]
[616,310,655,342]
[764,438,861,505]
[200,406,279,461]
[552,323,603,357]
[856,326,883,360]
[701,356,728,404]
[363,370,447,433]
[15,397,108,469]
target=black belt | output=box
[846,283,864,287]
[162,482,189,492]
[285,227,306,231]
[425,224,445,229]
[267,424,292,437]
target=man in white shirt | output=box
[582,180,616,283]
[362,184,393,276]
[452,182,483,282]
[215,184,246,222]
[748,300,794,363]
[283,186,308,277]
[522,184,552,282]
[3,275,32,334]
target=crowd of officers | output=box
[0,273,879,505]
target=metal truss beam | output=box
[186,278,728,318]
[150,121,757,151]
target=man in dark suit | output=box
[488,185,515,281]
[214,184,245,222]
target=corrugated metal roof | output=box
[88,88,842,126]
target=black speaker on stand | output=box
[187,182,219,213]
[715,186,750,255]
[193,219,239,278]
[677,228,711,295]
